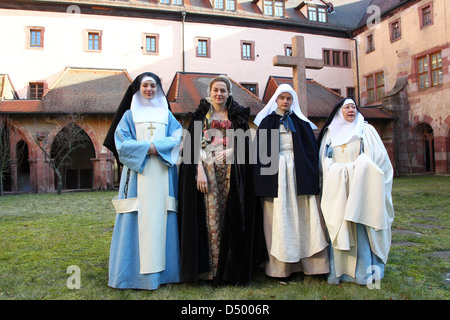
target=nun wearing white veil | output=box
[318,98,394,285]
[104,72,182,290]
[253,84,329,279]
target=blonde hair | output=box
[208,76,232,95]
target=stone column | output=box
[434,135,448,174]
[91,151,114,190]
[9,159,18,192]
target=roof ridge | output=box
[308,79,344,98]
[45,67,70,96]
[173,72,181,102]
[229,78,263,103]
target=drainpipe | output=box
[349,32,361,106]
[182,10,186,73]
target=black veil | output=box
[316,97,360,145]
[103,72,171,160]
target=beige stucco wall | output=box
[0,8,182,97]
[355,0,450,174]
[1,8,354,100]
[355,0,450,130]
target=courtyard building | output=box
[0,0,448,193]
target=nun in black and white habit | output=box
[253,84,329,279]
[318,98,394,285]
[103,72,182,290]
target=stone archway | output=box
[51,124,96,190]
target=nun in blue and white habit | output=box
[103,72,182,290]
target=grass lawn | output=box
[0,175,448,301]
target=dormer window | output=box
[308,5,327,22]
[263,0,285,17]
[214,0,236,11]
[160,0,183,5]
[296,1,330,23]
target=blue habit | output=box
[327,224,385,285]
[108,110,182,290]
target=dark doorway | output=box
[16,140,31,191]
[51,125,95,190]
[415,123,435,173]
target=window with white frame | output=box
[215,0,236,11]
[308,5,327,22]
[215,0,224,9]
[160,0,183,5]
[318,7,327,22]
[274,1,284,17]
[263,0,284,17]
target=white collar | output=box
[253,84,317,129]
[130,76,168,124]
[327,100,365,146]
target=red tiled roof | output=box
[263,76,393,119]
[0,99,41,113]
[263,76,343,118]
[167,72,265,115]
[0,68,132,114]
[42,68,132,113]
[1,71,392,120]
[359,106,394,119]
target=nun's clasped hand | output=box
[148,143,157,156]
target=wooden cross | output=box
[273,36,324,116]
[148,123,156,139]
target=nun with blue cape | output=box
[318,98,394,285]
[103,72,182,290]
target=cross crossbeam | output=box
[273,36,324,116]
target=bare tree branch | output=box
[32,113,89,195]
